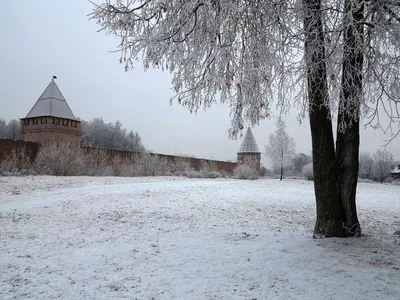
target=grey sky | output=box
[1,1,399,166]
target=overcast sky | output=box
[1,1,399,165]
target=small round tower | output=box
[20,77,81,147]
[237,127,261,176]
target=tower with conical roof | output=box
[237,127,261,176]
[20,77,81,147]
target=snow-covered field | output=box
[1,176,399,300]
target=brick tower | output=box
[20,77,81,147]
[237,127,261,175]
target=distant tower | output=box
[237,127,261,175]
[20,77,81,147]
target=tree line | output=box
[0,117,145,152]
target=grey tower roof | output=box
[25,79,76,120]
[238,127,260,153]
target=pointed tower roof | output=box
[24,78,76,120]
[238,127,260,153]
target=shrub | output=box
[302,163,313,181]
[82,150,112,176]
[132,152,166,176]
[259,165,270,177]
[384,176,394,183]
[181,170,203,178]
[234,164,258,180]
[203,171,222,178]
[169,156,192,175]
[35,143,83,176]
[0,148,35,176]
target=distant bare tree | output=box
[359,152,374,180]
[372,150,395,183]
[265,118,296,180]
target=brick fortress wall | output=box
[81,146,237,174]
[0,139,40,164]
[0,140,237,175]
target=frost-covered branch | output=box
[90,0,400,139]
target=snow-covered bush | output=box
[35,143,83,176]
[169,156,192,175]
[392,180,400,186]
[131,152,165,176]
[384,176,394,183]
[181,170,203,178]
[202,171,222,179]
[259,165,270,177]
[110,156,129,176]
[82,150,112,176]
[0,148,35,176]
[199,160,223,178]
[302,163,313,181]
[234,164,258,180]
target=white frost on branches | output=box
[265,118,296,177]
[90,0,400,138]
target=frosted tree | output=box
[90,0,400,237]
[0,119,20,139]
[0,119,8,138]
[265,119,296,180]
[7,120,20,140]
[359,152,374,179]
[81,118,145,151]
[372,149,394,183]
[126,131,145,152]
[292,153,312,174]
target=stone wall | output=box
[81,146,237,175]
[0,139,40,164]
[1,140,237,175]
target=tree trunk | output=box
[280,163,283,181]
[336,0,363,237]
[303,0,346,237]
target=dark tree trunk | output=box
[280,149,284,180]
[336,0,363,237]
[303,0,346,237]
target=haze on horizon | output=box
[1,1,399,166]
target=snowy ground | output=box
[0,176,399,300]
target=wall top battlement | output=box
[21,116,80,128]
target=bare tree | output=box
[90,0,400,237]
[372,149,395,183]
[359,152,374,179]
[265,118,296,180]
